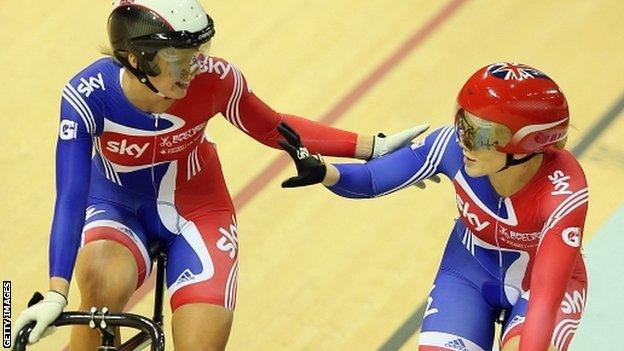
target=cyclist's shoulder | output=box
[534,148,588,218]
[538,148,587,192]
[411,125,459,151]
[192,55,243,88]
[410,125,462,175]
[64,57,121,101]
[60,57,122,131]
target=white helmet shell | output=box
[112,0,209,33]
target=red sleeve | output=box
[209,57,357,157]
[519,185,588,351]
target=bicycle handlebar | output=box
[12,310,165,351]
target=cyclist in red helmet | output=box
[10,0,432,350]
[280,62,588,351]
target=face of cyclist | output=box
[149,42,211,99]
[459,140,507,177]
[455,107,509,177]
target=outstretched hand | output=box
[278,122,327,188]
[371,123,430,158]
[371,123,440,189]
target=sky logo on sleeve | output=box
[77,72,106,97]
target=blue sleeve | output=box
[328,125,461,198]
[49,84,97,280]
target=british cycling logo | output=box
[77,72,106,98]
[498,226,541,243]
[59,119,78,140]
[159,122,207,148]
[561,227,581,248]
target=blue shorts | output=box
[80,159,239,311]
[418,223,586,351]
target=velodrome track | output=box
[1,1,623,349]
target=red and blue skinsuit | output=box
[52,56,358,310]
[328,126,588,351]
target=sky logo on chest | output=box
[453,170,518,230]
[101,113,186,160]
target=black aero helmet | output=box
[107,0,215,92]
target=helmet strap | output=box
[124,64,168,97]
[115,52,167,97]
[497,153,539,172]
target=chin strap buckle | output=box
[498,153,539,172]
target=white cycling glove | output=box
[370,123,441,188]
[12,291,67,346]
[371,124,430,158]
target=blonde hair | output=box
[553,121,577,150]
[553,137,567,150]
[99,44,114,57]
[99,44,127,66]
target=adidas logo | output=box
[507,315,525,330]
[174,269,195,285]
[444,338,469,351]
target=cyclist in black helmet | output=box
[11,0,433,350]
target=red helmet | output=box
[456,62,569,154]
